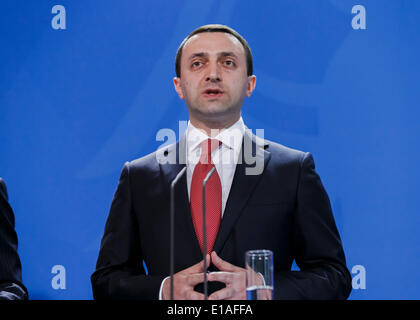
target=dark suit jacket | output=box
[0,178,28,300]
[91,131,352,300]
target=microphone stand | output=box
[170,166,187,300]
[202,166,216,300]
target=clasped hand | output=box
[162,251,247,300]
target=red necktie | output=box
[190,139,222,254]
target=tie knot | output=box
[200,139,221,164]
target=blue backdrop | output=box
[1,0,419,299]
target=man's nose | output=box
[205,62,221,82]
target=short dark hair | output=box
[175,24,253,78]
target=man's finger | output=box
[186,273,206,286]
[211,251,237,272]
[183,254,210,274]
[207,271,234,284]
[185,289,205,300]
[208,287,236,300]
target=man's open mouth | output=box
[203,88,224,97]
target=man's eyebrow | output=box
[218,52,239,59]
[187,52,239,61]
[187,52,208,60]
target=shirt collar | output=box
[186,117,245,155]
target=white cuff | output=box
[159,276,170,300]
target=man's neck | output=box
[189,114,241,137]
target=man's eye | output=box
[192,61,202,68]
[224,60,235,67]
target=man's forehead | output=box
[183,32,244,56]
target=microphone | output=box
[202,166,216,300]
[170,166,187,300]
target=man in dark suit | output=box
[91,24,352,300]
[0,178,28,300]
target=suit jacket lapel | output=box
[213,130,271,254]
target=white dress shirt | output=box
[158,117,246,299]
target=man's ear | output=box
[173,77,184,100]
[246,75,256,98]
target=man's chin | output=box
[191,107,240,126]
[197,102,233,114]
[195,107,233,119]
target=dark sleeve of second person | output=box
[0,178,29,300]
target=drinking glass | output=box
[245,250,273,300]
